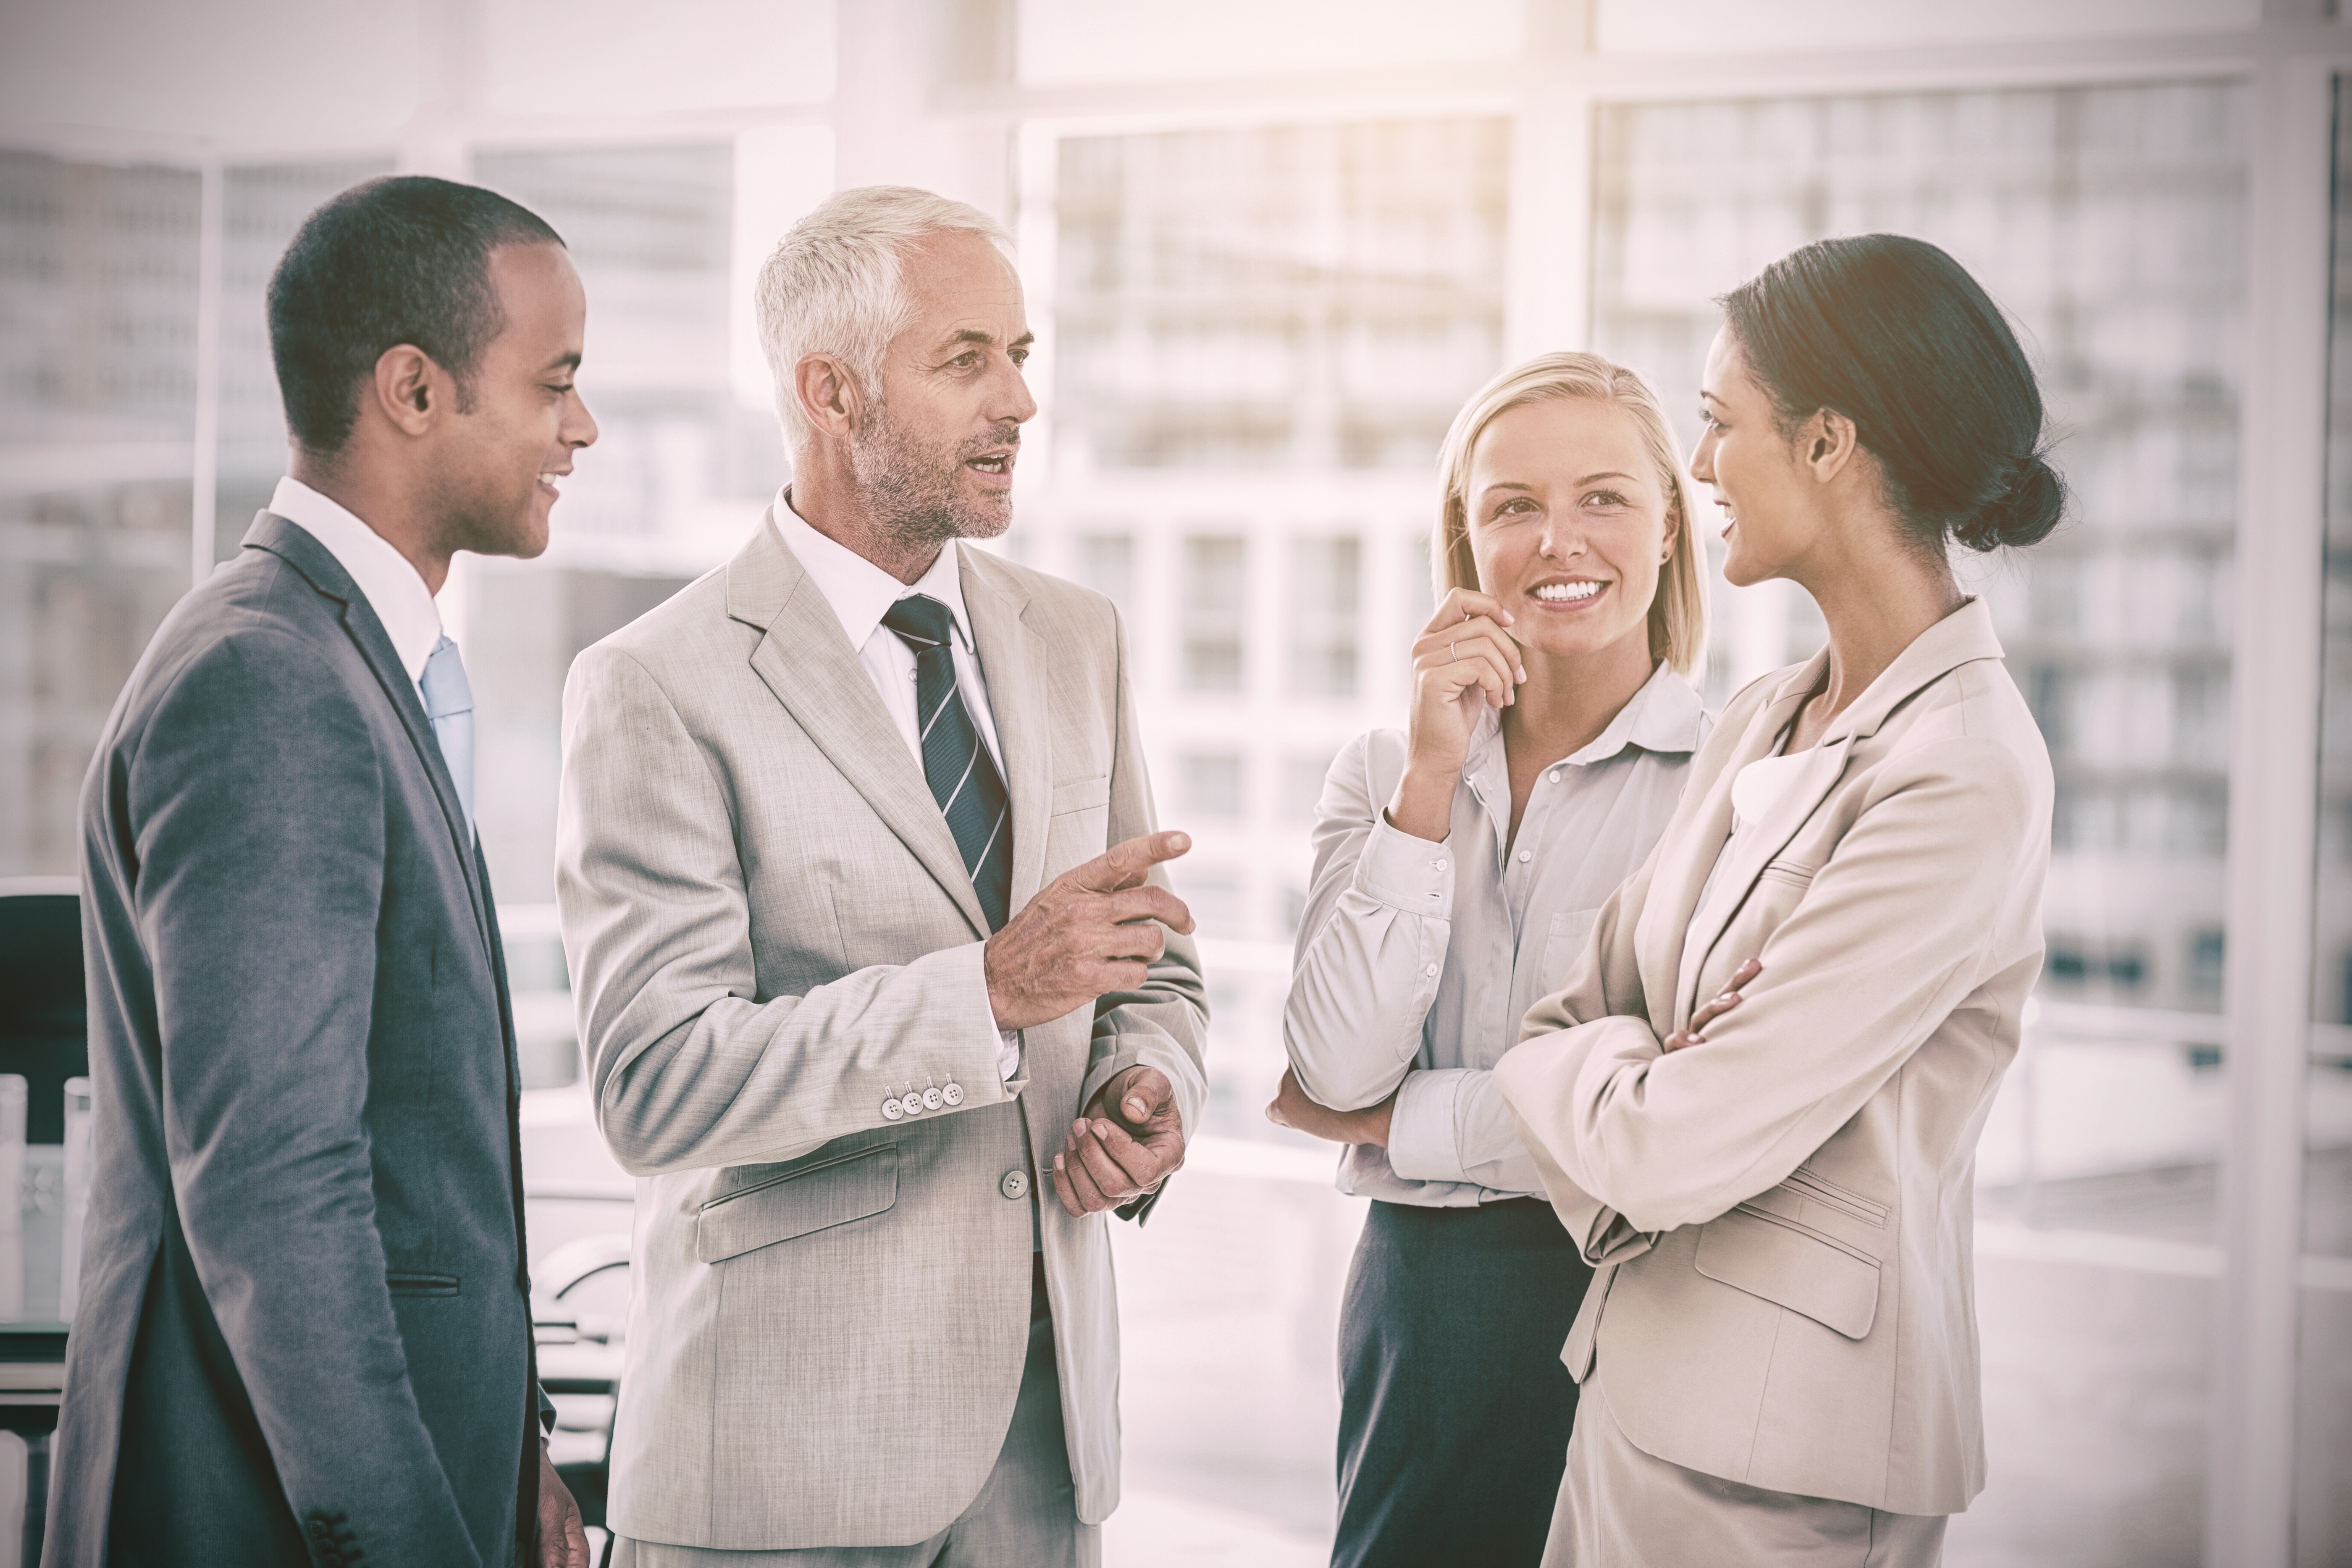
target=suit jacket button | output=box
[900,1093,926,1117]
[922,1086,943,1111]
[942,1081,964,1106]
[882,1097,905,1122]
[1001,1169,1030,1200]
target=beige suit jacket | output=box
[1496,597,2051,1517]
[553,510,1208,1549]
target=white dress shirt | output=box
[268,475,445,707]
[776,491,1020,1082]
[1285,662,1708,1206]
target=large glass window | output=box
[1053,118,1508,473]
[212,159,395,565]
[1287,534,1360,700]
[2299,70,2352,1568]
[0,152,202,878]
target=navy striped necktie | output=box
[881,594,1012,931]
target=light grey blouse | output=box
[1284,662,1707,1206]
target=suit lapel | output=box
[730,514,992,940]
[1654,598,2012,1028]
[1672,733,1854,1025]
[244,513,493,956]
[1636,655,1822,1033]
[960,548,1051,915]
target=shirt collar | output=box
[1466,659,1708,785]
[776,489,975,655]
[267,475,444,685]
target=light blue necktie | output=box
[420,634,475,841]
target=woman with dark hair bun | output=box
[1492,233,2060,1565]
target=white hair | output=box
[755,184,1015,458]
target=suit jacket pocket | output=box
[1050,774,1112,816]
[695,1143,899,1263]
[386,1271,461,1297]
[1693,1203,1879,1339]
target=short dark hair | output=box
[266,175,564,455]
[1719,233,2064,554]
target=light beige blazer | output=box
[554,510,1208,1549]
[1496,597,2052,1517]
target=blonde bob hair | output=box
[1432,351,1707,678]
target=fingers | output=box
[1053,1144,1115,1214]
[1099,883,1194,935]
[1069,1117,1145,1197]
[1687,990,1743,1033]
[1426,587,1515,636]
[1113,1066,1173,1128]
[1413,616,1520,676]
[1080,1115,1168,1191]
[1413,618,1522,707]
[1669,961,1764,1052]
[1076,830,1192,893]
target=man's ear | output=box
[794,352,863,446]
[371,344,442,438]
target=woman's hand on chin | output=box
[1391,587,1523,841]
[1265,1066,1397,1148]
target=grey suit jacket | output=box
[554,510,1208,1550]
[48,514,544,1567]
[1497,598,2053,1516]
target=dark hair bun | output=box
[1719,234,2065,559]
[1953,452,2065,553]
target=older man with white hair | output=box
[554,186,1210,1566]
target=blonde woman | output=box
[1498,235,2060,1564]
[1267,352,1709,1568]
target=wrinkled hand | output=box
[1662,958,1761,1053]
[985,832,1195,1032]
[1053,1065,1185,1216]
[536,1440,589,1568]
[1264,1066,1395,1148]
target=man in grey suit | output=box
[51,176,598,1568]
[556,185,1210,1567]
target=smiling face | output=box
[425,241,597,562]
[1464,396,1676,664]
[1690,326,1829,589]
[850,228,1037,552]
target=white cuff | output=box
[1384,1068,1470,1183]
[1353,814,1457,918]
[976,948,1022,1081]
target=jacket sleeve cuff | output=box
[1352,813,1457,918]
[1384,1068,1468,1183]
